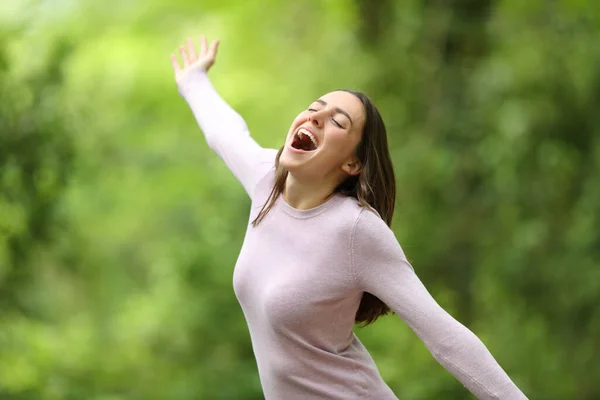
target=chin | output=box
[279,149,299,171]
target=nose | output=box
[308,111,324,128]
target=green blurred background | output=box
[2,0,600,398]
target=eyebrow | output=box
[315,99,353,126]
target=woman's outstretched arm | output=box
[350,209,528,400]
[171,36,276,197]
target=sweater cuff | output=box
[177,68,209,98]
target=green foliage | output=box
[1,0,599,398]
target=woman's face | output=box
[280,91,366,181]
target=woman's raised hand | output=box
[171,35,220,85]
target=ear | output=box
[342,156,361,176]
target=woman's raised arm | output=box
[171,36,276,197]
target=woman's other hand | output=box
[171,35,220,85]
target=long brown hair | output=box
[252,90,396,326]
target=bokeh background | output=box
[2,0,600,398]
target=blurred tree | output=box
[0,31,75,315]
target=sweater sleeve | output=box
[177,69,277,197]
[350,209,528,400]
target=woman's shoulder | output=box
[249,156,278,205]
[337,195,383,220]
[335,196,389,234]
[335,199,399,253]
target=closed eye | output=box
[308,107,344,128]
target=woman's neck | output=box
[282,173,337,210]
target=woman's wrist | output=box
[177,68,209,97]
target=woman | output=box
[171,35,528,400]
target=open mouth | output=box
[291,128,318,151]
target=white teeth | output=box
[298,128,318,148]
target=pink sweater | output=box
[178,70,528,400]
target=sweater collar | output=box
[277,193,345,219]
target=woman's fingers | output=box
[179,45,190,66]
[186,37,197,62]
[208,40,220,60]
[170,54,181,73]
[200,35,208,56]
[172,36,219,80]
